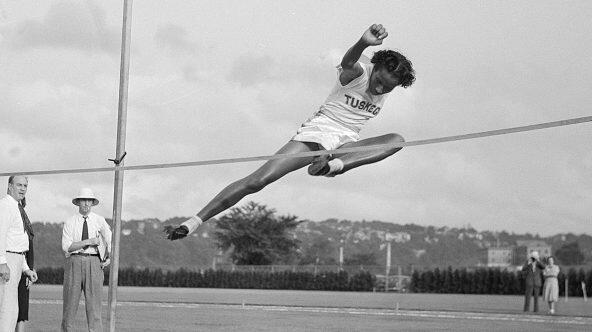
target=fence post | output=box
[397,265,402,291]
[339,239,344,272]
[565,278,568,302]
[385,241,391,292]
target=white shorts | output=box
[291,113,359,151]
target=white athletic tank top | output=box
[318,62,388,133]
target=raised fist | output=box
[361,24,388,46]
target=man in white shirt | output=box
[0,175,38,331]
[61,188,111,332]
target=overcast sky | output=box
[1,0,591,236]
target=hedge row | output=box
[36,266,592,296]
[410,267,592,296]
[36,267,375,291]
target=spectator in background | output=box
[0,176,38,331]
[61,188,111,332]
[542,256,560,314]
[522,251,545,313]
[16,197,35,332]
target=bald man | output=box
[0,176,38,331]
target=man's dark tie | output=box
[18,201,34,238]
[18,200,35,268]
[82,216,89,241]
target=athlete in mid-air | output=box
[165,23,415,240]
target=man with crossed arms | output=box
[61,188,111,332]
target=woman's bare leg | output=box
[309,133,404,176]
[197,140,318,222]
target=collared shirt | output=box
[0,195,30,270]
[62,211,112,258]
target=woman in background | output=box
[542,256,560,315]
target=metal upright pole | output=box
[108,1,133,331]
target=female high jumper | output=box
[165,23,415,240]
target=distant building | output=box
[481,247,513,267]
[385,232,411,243]
[481,240,552,267]
[514,240,552,265]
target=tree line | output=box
[35,265,592,296]
[32,202,592,295]
[35,267,375,291]
[410,266,592,297]
[31,202,591,270]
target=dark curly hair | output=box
[371,50,416,88]
[546,255,556,263]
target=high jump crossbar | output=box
[2,115,591,178]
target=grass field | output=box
[25,285,592,331]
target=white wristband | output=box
[181,216,203,235]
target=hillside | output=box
[31,217,592,270]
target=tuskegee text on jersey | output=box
[344,94,381,115]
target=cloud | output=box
[181,64,202,82]
[154,23,200,55]
[2,1,591,238]
[226,50,336,88]
[4,80,114,141]
[227,54,275,87]
[2,0,118,53]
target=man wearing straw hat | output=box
[61,188,111,332]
